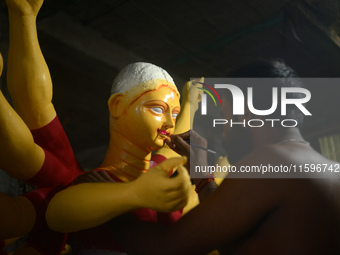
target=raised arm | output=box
[175,78,204,133]
[0,53,40,242]
[0,40,44,183]
[46,157,191,233]
[0,90,44,180]
[6,0,56,130]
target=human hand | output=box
[181,77,204,113]
[74,170,115,184]
[165,130,190,158]
[165,130,208,171]
[132,157,191,213]
[6,0,43,17]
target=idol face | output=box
[119,85,180,152]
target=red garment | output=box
[27,116,83,188]
[70,154,182,253]
[21,116,84,255]
[150,153,167,167]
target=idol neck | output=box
[100,130,152,182]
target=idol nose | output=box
[163,111,175,129]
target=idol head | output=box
[108,62,180,152]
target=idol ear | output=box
[108,93,126,118]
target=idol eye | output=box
[151,107,164,114]
[172,112,179,119]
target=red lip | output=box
[158,129,170,136]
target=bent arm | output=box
[6,0,56,129]
[46,182,140,233]
[0,90,44,180]
[46,158,191,233]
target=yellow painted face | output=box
[119,85,180,152]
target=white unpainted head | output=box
[110,62,179,100]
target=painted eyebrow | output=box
[145,100,169,109]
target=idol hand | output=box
[6,0,43,17]
[133,157,191,212]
